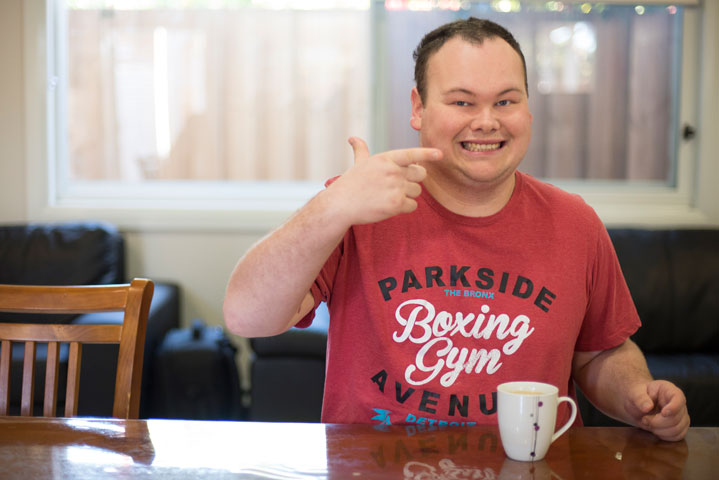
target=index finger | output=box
[387,147,442,167]
[649,381,685,416]
[659,390,686,417]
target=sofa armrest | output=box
[249,303,329,358]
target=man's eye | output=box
[496,99,512,107]
[454,101,470,107]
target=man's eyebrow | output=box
[442,87,525,96]
[442,88,475,96]
[498,87,525,96]
[499,87,524,96]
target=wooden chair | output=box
[0,278,154,419]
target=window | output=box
[377,2,683,183]
[26,0,717,229]
[61,0,370,185]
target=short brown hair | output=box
[413,17,528,102]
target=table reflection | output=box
[0,417,156,478]
[586,427,690,480]
[0,418,711,479]
[326,424,552,479]
[499,459,560,480]
[324,423,693,479]
[147,420,328,477]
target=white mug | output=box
[497,381,577,462]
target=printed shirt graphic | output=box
[301,171,640,428]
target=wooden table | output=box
[0,417,715,479]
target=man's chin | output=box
[455,164,515,186]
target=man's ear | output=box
[410,87,423,132]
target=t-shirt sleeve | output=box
[575,223,641,351]
[294,236,344,328]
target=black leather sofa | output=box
[0,222,180,418]
[246,228,719,426]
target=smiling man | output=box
[410,33,532,217]
[224,18,689,441]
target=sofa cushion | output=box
[0,221,124,324]
[609,229,719,354]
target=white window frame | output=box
[24,0,719,232]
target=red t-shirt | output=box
[303,171,640,428]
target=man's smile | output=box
[460,141,505,152]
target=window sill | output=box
[28,184,718,233]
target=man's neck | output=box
[421,171,517,218]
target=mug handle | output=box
[551,396,578,443]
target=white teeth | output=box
[462,142,501,152]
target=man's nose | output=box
[469,107,500,131]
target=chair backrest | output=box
[0,278,154,419]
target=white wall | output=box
[122,229,261,329]
[0,0,27,223]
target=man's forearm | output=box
[223,188,349,337]
[572,339,654,427]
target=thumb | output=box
[348,137,370,164]
[630,385,656,416]
[647,380,681,416]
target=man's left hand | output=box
[626,380,690,442]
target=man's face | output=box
[410,36,532,192]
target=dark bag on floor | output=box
[153,319,244,420]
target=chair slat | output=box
[0,284,129,314]
[64,342,82,417]
[0,340,11,415]
[20,342,36,416]
[0,324,122,344]
[43,342,60,417]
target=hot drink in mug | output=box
[497,381,577,462]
